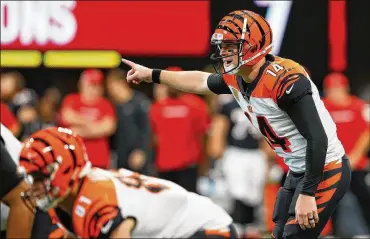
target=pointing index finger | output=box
[121,58,135,67]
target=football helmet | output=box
[210,10,273,74]
[19,127,91,212]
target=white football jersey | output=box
[0,123,22,164]
[71,168,232,238]
[223,56,345,172]
[0,123,23,230]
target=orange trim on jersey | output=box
[48,227,66,239]
[316,188,336,205]
[97,204,118,215]
[250,75,275,99]
[250,57,305,102]
[205,228,231,238]
[285,160,342,228]
[48,209,59,224]
[271,67,302,100]
[323,160,342,172]
[317,207,325,214]
[287,214,334,235]
[85,195,118,237]
[223,74,240,90]
[315,162,342,211]
[275,75,300,99]
[317,172,342,191]
[222,57,309,106]
[95,211,119,235]
[72,173,120,238]
[286,218,298,225]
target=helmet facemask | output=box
[210,39,244,75]
[19,126,93,213]
[210,18,250,75]
[20,158,92,213]
[20,161,67,212]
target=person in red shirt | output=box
[59,69,116,169]
[165,66,212,176]
[322,72,370,231]
[150,83,209,193]
[0,101,20,137]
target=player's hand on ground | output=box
[121,58,153,84]
[295,194,319,230]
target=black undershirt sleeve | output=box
[206,73,231,95]
[277,74,328,196]
[0,139,23,199]
[287,95,328,196]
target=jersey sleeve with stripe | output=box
[72,172,124,239]
[274,72,313,111]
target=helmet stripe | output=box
[216,25,239,39]
[242,11,266,49]
[30,147,48,167]
[220,19,242,34]
[45,130,77,169]
[254,13,273,46]
[33,137,55,161]
[20,156,43,170]
[226,13,244,23]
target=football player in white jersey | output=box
[19,127,236,239]
[121,10,351,239]
[0,123,34,238]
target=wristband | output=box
[152,69,162,84]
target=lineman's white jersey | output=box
[72,168,232,238]
[0,123,22,230]
[0,123,22,164]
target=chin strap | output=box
[241,44,273,66]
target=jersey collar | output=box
[236,54,274,100]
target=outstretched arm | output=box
[121,59,230,95]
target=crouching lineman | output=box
[1,123,67,239]
[18,127,237,239]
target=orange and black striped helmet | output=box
[19,127,91,212]
[210,10,273,74]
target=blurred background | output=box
[1,1,369,238]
